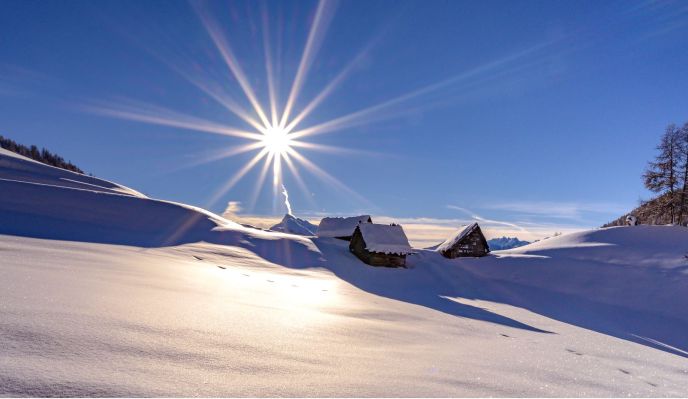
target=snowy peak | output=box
[487,236,531,250]
[270,214,318,236]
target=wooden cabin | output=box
[349,223,412,267]
[317,215,372,240]
[437,222,490,258]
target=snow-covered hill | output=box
[1,149,687,396]
[0,148,321,266]
[269,213,318,236]
[0,148,142,197]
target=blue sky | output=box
[1,0,687,240]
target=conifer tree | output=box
[677,122,688,226]
[643,124,680,224]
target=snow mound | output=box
[269,214,317,236]
[503,225,688,270]
[472,225,688,322]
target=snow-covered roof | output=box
[317,215,371,237]
[357,223,413,255]
[436,223,480,253]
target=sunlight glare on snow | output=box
[204,261,340,327]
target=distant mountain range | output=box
[270,214,318,236]
[487,236,531,250]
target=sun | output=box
[261,125,292,156]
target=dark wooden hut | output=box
[437,222,490,258]
[317,215,372,240]
[349,223,412,267]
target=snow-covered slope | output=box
[0,147,143,197]
[1,149,687,396]
[487,227,688,320]
[0,149,321,266]
[269,213,318,236]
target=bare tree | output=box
[643,124,680,224]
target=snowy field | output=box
[1,148,688,396]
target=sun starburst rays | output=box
[82,0,454,214]
[170,0,366,213]
[278,0,336,130]
[192,1,272,129]
[81,1,555,216]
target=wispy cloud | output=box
[482,201,628,221]
[623,0,688,40]
[0,64,53,98]
[446,205,527,231]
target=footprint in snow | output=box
[646,381,658,387]
[216,266,226,270]
[500,333,510,338]
[193,256,203,261]
[618,368,631,375]
[566,348,583,356]
[241,273,250,277]
[267,280,274,283]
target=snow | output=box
[357,223,413,255]
[487,226,688,320]
[316,215,371,238]
[269,214,317,236]
[1,148,688,396]
[436,222,480,253]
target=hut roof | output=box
[358,224,413,255]
[436,222,480,253]
[317,215,371,238]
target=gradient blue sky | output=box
[1,0,687,240]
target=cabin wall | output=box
[349,230,406,267]
[349,230,371,263]
[441,229,489,258]
[368,252,406,267]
